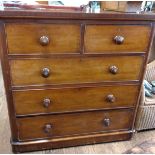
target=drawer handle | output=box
[39,36,49,46]
[109,65,118,74]
[44,124,52,133]
[106,94,116,103]
[43,98,51,108]
[103,118,110,127]
[114,36,124,44]
[41,68,50,78]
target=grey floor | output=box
[0,65,155,154]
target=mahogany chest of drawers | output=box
[0,10,154,153]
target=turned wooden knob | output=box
[109,65,118,74]
[39,36,49,46]
[44,124,52,133]
[103,118,110,127]
[114,36,124,44]
[106,94,116,103]
[43,98,51,108]
[41,68,50,78]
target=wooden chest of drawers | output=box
[0,10,154,153]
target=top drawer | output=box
[85,25,151,53]
[6,24,81,54]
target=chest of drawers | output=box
[0,10,154,153]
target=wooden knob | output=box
[39,36,49,46]
[109,65,118,74]
[41,68,50,78]
[43,98,51,108]
[103,118,110,127]
[44,124,52,133]
[114,36,124,44]
[106,94,116,103]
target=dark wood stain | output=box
[0,22,18,141]
[17,109,133,141]
[13,85,139,115]
[84,25,151,53]
[10,56,144,86]
[0,9,154,153]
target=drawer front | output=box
[85,25,151,53]
[14,85,139,115]
[6,24,81,54]
[17,110,133,140]
[10,56,143,86]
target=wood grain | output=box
[12,131,132,153]
[0,8,154,153]
[0,23,19,140]
[17,109,133,141]
[13,85,139,115]
[6,24,81,54]
[85,25,151,53]
[10,56,144,86]
[1,10,155,21]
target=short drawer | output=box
[10,56,143,86]
[84,25,151,53]
[6,24,80,54]
[17,109,133,141]
[13,85,139,115]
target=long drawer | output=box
[17,109,133,141]
[13,85,139,115]
[6,24,81,54]
[10,56,143,86]
[85,25,151,53]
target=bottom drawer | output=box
[17,109,133,141]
